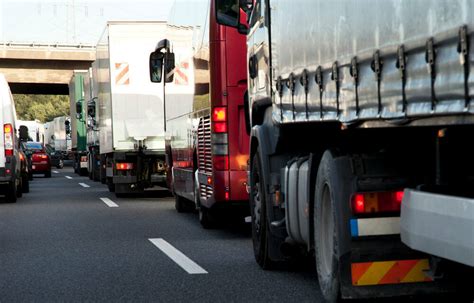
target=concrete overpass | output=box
[0,42,95,94]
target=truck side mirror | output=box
[76,100,83,120]
[65,119,71,135]
[164,52,175,83]
[215,0,240,28]
[88,97,97,118]
[19,125,29,141]
[149,51,164,83]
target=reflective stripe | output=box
[350,217,400,237]
[352,259,432,286]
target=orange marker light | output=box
[212,107,227,122]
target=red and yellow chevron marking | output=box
[351,259,433,286]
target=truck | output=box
[86,65,101,182]
[149,1,249,227]
[17,120,45,143]
[44,116,70,152]
[69,70,89,176]
[95,21,167,196]
[215,0,474,301]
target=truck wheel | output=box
[107,178,115,192]
[314,151,342,303]
[22,175,30,193]
[175,194,190,213]
[45,171,52,178]
[17,178,23,198]
[57,159,64,169]
[250,150,276,269]
[199,206,216,229]
[6,180,17,203]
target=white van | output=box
[0,74,23,202]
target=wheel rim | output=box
[252,177,262,234]
[320,183,334,278]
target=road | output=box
[0,167,321,302]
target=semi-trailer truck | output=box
[150,0,249,228]
[96,21,167,196]
[69,70,89,176]
[86,65,100,182]
[216,0,473,301]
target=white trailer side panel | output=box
[270,0,474,124]
[99,22,167,154]
[97,27,113,154]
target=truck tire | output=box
[57,159,64,169]
[107,178,115,192]
[6,180,17,203]
[175,194,191,213]
[22,175,30,193]
[250,150,276,269]
[17,178,23,198]
[199,206,216,229]
[314,151,343,303]
[45,170,51,178]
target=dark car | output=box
[22,142,51,178]
[45,144,64,169]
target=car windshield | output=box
[25,142,43,150]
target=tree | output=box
[13,94,70,123]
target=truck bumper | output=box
[151,173,166,184]
[113,176,137,184]
[340,238,463,299]
[400,189,474,267]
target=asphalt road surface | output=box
[0,167,322,302]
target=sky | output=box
[0,0,175,45]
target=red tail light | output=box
[32,153,48,161]
[213,122,227,133]
[212,107,227,133]
[351,190,404,215]
[116,162,134,170]
[4,123,13,156]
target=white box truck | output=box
[17,120,44,143]
[95,21,167,195]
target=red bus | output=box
[150,0,248,228]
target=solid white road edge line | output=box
[65,176,73,179]
[78,183,90,188]
[100,197,119,208]
[148,238,208,274]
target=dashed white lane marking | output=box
[149,238,208,274]
[52,170,59,174]
[65,176,73,179]
[100,197,119,208]
[78,183,90,188]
